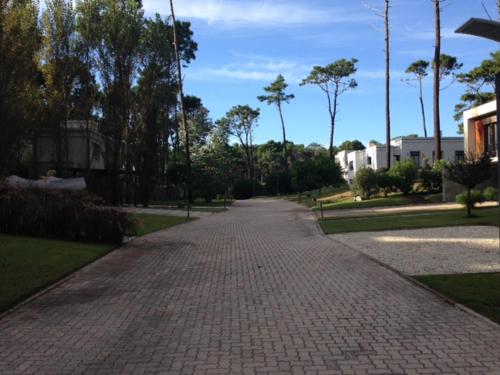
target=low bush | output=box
[483,186,499,202]
[375,170,395,197]
[456,190,485,208]
[0,185,135,244]
[232,179,255,200]
[420,165,442,192]
[353,167,378,200]
[389,159,418,194]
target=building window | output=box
[367,156,372,165]
[455,150,465,163]
[348,161,354,171]
[394,155,400,162]
[349,179,353,185]
[92,143,101,161]
[410,151,420,167]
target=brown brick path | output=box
[1,199,500,374]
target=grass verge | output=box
[0,213,190,313]
[320,207,500,234]
[415,273,500,324]
[130,213,192,236]
[0,235,114,313]
[287,185,350,208]
[314,192,442,211]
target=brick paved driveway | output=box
[1,199,500,374]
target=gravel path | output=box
[331,226,500,275]
[1,200,500,374]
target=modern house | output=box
[35,120,110,176]
[463,100,497,160]
[442,100,498,201]
[337,136,464,185]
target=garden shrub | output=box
[0,185,135,244]
[353,167,378,200]
[389,159,418,194]
[232,179,255,200]
[483,186,499,202]
[420,165,442,192]
[456,190,485,207]
[375,169,395,197]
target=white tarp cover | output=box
[5,175,87,190]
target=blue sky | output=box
[142,0,498,147]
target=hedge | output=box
[0,185,135,244]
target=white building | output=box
[338,137,464,185]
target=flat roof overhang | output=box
[455,18,500,42]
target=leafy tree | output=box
[389,159,418,194]
[375,169,395,197]
[404,60,429,137]
[420,164,442,192]
[338,139,365,151]
[444,153,491,217]
[455,51,499,134]
[0,0,41,176]
[258,74,294,170]
[434,54,462,88]
[41,0,78,174]
[353,167,378,199]
[300,59,358,158]
[222,105,260,182]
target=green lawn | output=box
[320,207,500,234]
[416,273,500,324]
[130,213,192,236]
[287,185,350,208]
[150,198,233,208]
[0,235,114,313]
[0,213,189,313]
[314,192,442,211]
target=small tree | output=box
[353,167,378,200]
[444,154,491,217]
[389,159,418,194]
[300,59,358,158]
[375,169,395,197]
[404,60,430,137]
[258,75,294,171]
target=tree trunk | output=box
[385,0,391,169]
[170,0,193,204]
[418,79,427,137]
[277,102,288,171]
[433,0,442,161]
[329,88,338,159]
[467,187,472,218]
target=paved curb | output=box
[0,244,120,322]
[319,224,500,332]
[0,218,200,322]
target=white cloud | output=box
[189,57,309,83]
[143,0,373,27]
[405,27,472,41]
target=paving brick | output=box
[1,199,500,374]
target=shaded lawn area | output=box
[287,185,350,208]
[150,198,233,208]
[320,207,500,234]
[0,235,114,313]
[149,205,227,213]
[416,273,500,324]
[0,213,189,313]
[313,193,442,211]
[131,213,192,236]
